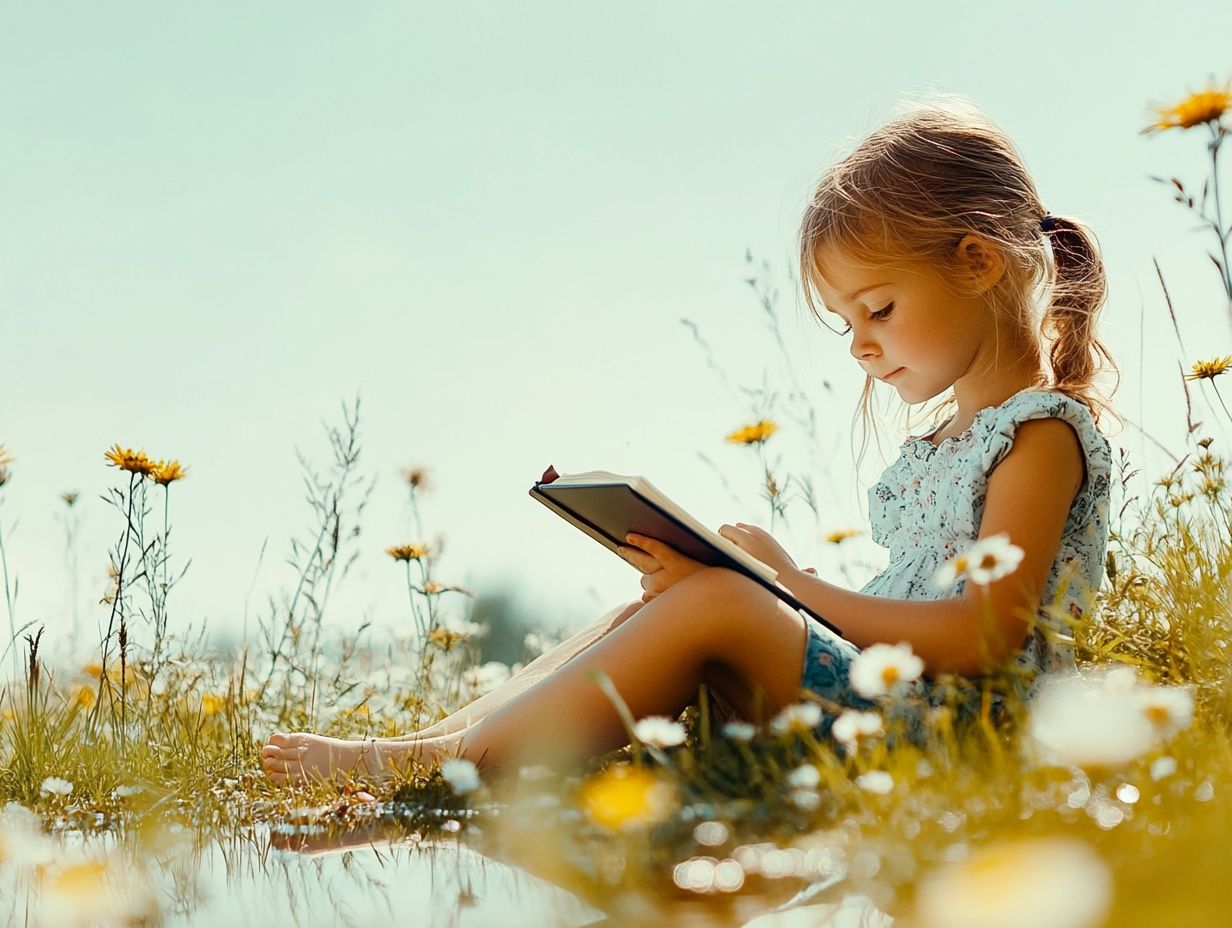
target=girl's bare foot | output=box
[261,732,387,786]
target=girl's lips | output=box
[881,367,904,382]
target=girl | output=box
[262,97,1117,786]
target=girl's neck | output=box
[947,364,1049,431]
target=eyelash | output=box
[837,303,895,335]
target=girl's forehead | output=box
[811,243,897,297]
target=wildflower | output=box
[633,715,687,749]
[441,758,481,795]
[61,491,79,506]
[725,420,778,445]
[721,721,756,742]
[1134,684,1195,740]
[824,528,860,544]
[72,684,96,710]
[427,627,468,651]
[1142,79,1232,134]
[1184,355,1232,381]
[1025,670,1156,768]
[831,709,883,752]
[463,661,512,695]
[201,693,226,717]
[769,702,823,736]
[386,543,430,561]
[40,777,74,797]
[578,764,676,831]
[855,770,894,794]
[850,642,924,699]
[934,533,1024,588]
[151,459,187,486]
[0,445,12,467]
[790,789,821,811]
[403,466,431,490]
[786,764,821,790]
[103,444,155,477]
[914,837,1112,928]
[112,785,144,799]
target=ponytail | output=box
[1040,215,1119,430]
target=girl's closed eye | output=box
[837,303,895,335]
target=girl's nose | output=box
[850,336,880,363]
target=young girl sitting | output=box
[262,97,1117,786]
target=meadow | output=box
[2,82,1232,928]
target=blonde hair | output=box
[798,95,1120,471]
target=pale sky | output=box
[3,1,1230,661]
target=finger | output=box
[627,533,688,565]
[617,544,660,574]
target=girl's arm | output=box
[780,418,1086,676]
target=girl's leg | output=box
[262,569,809,783]
[382,598,647,742]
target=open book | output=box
[529,465,843,636]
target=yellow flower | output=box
[201,693,226,717]
[726,420,779,445]
[104,444,156,477]
[386,543,430,561]
[73,684,97,710]
[151,459,187,486]
[428,627,466,651]
[82,662,105,679]
[1184,356,1232,381]
[1143,79,1232,133]
[0,445,13,467]
[578,764,676,832]
[61,491,80,507]
[825,528,860,544]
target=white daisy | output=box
[850,642,924,699]
[462,661,512,695]
[1025,671,1156,769]
[855,770,894,794]
[790,789,821,811]
[934,532,1024,588]
[786,764,821,789]
[1134,683,1195,740]
[914,837,1112,928]
[440,758,481,795]
[40,777,74,797]
[770,702,823,736]
[720,721,756,742]
[831,709,883,752]
[633,715,688,749]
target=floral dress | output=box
[798,388,1114,736]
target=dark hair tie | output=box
[1040,213,1057,233]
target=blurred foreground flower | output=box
[831,709,883,753]
[1142,78,1231,133]
[1183,355,1232,382]
[721,721,756,742]
[770,702,822,736]
[201,693,226,717]
[633,715,687,749]
[1026,666,1194,769]
[915,837,1112,928]
[40,777,74,797]
[578,764,675,832]
[850,642,923,699]
[726,420,778,446]
[41,855,159,928]
[934,532,1024,588]
[441,758,481,795]
[824,528,860,544]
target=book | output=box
[529,465,843,636]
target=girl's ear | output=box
[952,233,1006,294]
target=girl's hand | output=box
[617,533,709,603]
[717,522,800,578]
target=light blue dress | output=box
[798,387,1114,730]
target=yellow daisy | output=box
[386,543,430,561]
[104,444,156,478]
[1184,355,1232,381]
[725,420,779,445]
[1142,79,1231,133]
[825,528,861,544]
[151,459,188,486]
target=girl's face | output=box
[810,240,995,405]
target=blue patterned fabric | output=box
[798,388,1114,728]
